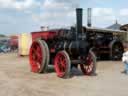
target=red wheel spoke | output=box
[37,46,41,53]
[37,62,41,69]
[59,56,64,62]
[61,60,66,68]
[32,47,36,53]
[88,66,92,72]
[36,52,42,59]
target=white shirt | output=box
[122,51,128,63]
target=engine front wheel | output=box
[80,50,96,75]
[54,51,71,78]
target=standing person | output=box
[122,51,128,74]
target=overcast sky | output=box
[0,0,128,35]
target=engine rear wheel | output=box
[80,50,96,75]
[29,40,49,73]
[110,43,124,60]
[54,51,71,78]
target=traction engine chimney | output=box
[76,8,83,39]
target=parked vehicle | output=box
[85,27,125,60]
[0,45,11,53]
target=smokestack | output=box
[76,8,83,35]
[87,8,92,27]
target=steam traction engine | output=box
[85,28,124,60]
[29,8,96,78]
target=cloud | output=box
[92,8,116,24]
[1,0,123,34]
[0,0,40,10]
[93,8,113,16]
[33,0,80,27]
[42,0,79,16]
[83,8,117,27]
[120,8,128,16]
[43,0,79,10]
[0,0,80,34]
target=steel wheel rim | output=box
[80,53,94,75]
[54,53,67,77]
[29,41,43,72]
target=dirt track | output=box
[0,53,128,96]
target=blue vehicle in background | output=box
[0,45,11,53]
[0,39,11,53]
